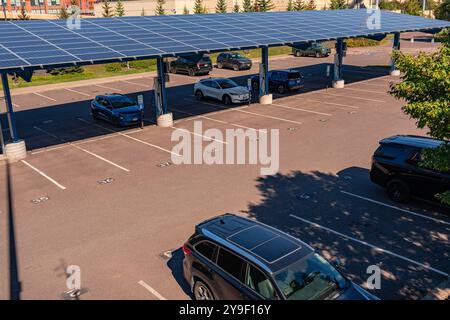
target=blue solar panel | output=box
[0,9,448,71]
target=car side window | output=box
[211,81,220,89]
[271,72,279,80]
[201,80,211,87]
[216,248,245,282]
[195,241,217,261]
[102,99,110,107]
[245,264,276,299]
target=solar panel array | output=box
[0,9,448,72]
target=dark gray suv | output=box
[182,214,379,300]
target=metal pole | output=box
[1,0,7,21]
[260,47,269,97]
[335,39,344,81]
[422,0,426,16]
[1,73,19,142]
[156,57,167,115]
[391,32,401,72]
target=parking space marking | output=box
[341,87,387,95]
[65,88,91,97]
[21,160,67,190]
[236,109,303,125]
[341,191,450,226]
[289,214,449,277]
[271,103,332,116]
[95,84,122,92]
[138,280,166,300]
[290,96,359,109]
[170,126,228,144]
[33,125,130,172]
[77,118,181,157]
[320,92,385,103]
[33,92,57,102]
[347,81,388,88]
[122,80,149,88]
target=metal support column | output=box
[332,39,345,88]
[1,73,19,142]
[390,32,401,76]
[259,46,272,104]
[154,57,173,127]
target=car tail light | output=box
[182,244,192,255]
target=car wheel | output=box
[223,95,232,105]
[188,68,195,77]
[252,81,259,91]
[387,179,410,203]
[195,90,204,100]
[217,62,223,69]
[233,64,240,71]
[315,52,322,58]
[169,66,176,74]
[295,51,301,57]
[277,85,285,94]
[193,280,215,300]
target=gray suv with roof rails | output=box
[182,214,379,300]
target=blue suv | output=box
[251,69,304,94]
[91,94,143,127]
[183,214,379,300]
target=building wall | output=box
[2,0,95,15]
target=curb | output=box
[422,278,450,300]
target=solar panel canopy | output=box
[0,9,449,72]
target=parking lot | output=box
[0,34,448,300]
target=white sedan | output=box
[194,78,250,105]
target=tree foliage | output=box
[242,0,254,12]
[402,0,422,15]
[390,29,450,204]
[293,0,306,10]
[18,4,30,20]
[233,1,240,12]
[102,0,114,17]
[255,0,274,12]
[155,0,166,15]
[115,0,125,17]
[435,0,450,20]
[58,7,70,19]
[306,0,316,10]
[287,0,294,11]
[216,0,227,13]
[329,0,347,9]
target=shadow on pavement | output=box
[167,247,193,299]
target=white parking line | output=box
[236,109,303,125]
[320,92,385,103]
[138,280,166,300]
[342,87,387,95]
[95,84,122,92]
[341,191,450,226]
[170,126,228,144]
[270,103,332,116]
[33,92,57,102]
[33,126,130,172]
[290,96,359,109]
[122,80,149,88]
[65,88,91,97]
[289,214,449,277]
[21,160,66,190]
[77,118,181,157]
[347,82,388,88]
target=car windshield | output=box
[274,253,347,300]
[230,53,245,59]
[288,72,302,79]
[217,79,238,89]
[109,97,136,109]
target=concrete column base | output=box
[259,94,273,105]
[332,80,345,89]
[390,69,401,76]
[157,112,173,127]
[5,140,27,162]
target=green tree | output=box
[435,0,450,20]
[329,0,347,9]
[256,0,274,11]
[216,0,227,13]
[306,0,316,9]
[155,0,166,15]
[389,29,450,205]
[379,0,402,10]
[58,6,70,19]
[233,1,240,12]
[402,0,421,15]
[115,0,125,17]
[183,4,189,14]
[242,0,254,12]
[193,0,205,13]
[287,0,294,10]
[293,0,306,10]
[17,3,30,20]
[102,0,114,17]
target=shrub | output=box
[48,66,84,76]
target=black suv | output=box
[370,135,449,204]
[251,69,304,94]
[216,52,252,71]
[169,55,212,76]
[182,214,378,300]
